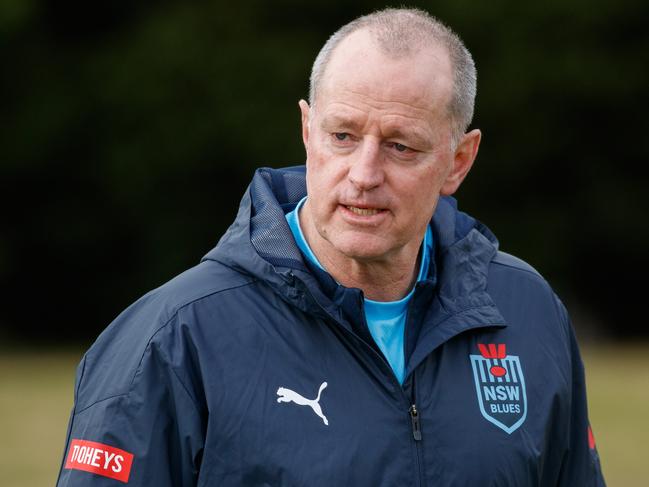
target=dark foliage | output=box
[1,0,647,343]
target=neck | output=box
[299,204,422,302]
[318,250,421,301]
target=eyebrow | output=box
[382,126,432,149]
[319,113,363,132]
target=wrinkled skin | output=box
[299,29,481,300]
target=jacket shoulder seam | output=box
[129,279,259,390]
[491,251,544,280]
[77,280,258,413]
[160,276,259,320]
[74,392,129,414]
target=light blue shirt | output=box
[285,197,432,384]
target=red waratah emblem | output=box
[478,343,508,377]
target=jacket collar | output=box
[203,166,507,366]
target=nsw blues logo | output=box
[470,344,527,434]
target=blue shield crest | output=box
[470,344,527,434]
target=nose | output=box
[348,139,384,191]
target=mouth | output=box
[345,205,382,216]
[339,203,389,223]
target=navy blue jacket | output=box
[57,166,605,486]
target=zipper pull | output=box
[409,404,422,441]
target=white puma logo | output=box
[276,382,329,425]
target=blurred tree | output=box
[1,0,647,343]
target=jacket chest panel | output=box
[199,312,417,486]
[196,290,571,486]
[412,338,570,485]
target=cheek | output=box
[306,140,329,178]
[307,149,346,192]
[398,168,445,215]
[306,159,335,212]
[421,162,449,191]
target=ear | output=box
[298,99,310,149]
[441,129,481,196]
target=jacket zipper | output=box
[408,372,424,487]
[409,404,422,441]
[292,276,426,486]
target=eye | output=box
[386,141,419,160]
[390,142,414,154]
[334,132,349,141]
[394,143,409,152]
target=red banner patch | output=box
[64,439,134,483]
[588,425,596,450]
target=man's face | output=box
[300,30,479,266]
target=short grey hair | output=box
[309,8,477,148]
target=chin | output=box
[330,237,390,262]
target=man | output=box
[57,8,606,486]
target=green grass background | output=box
[1,345,646,486]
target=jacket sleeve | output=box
[56,331,206,486]
[555,297,606,486]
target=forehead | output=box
[317,29,453,120]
